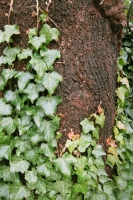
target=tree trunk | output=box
[0,0,125,152]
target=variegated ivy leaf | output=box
[10,157,30,173]
[29,35,46,50]
[1,69,17,82]
[17,48,32,60]
[9,183,30,200]
[38,119,59,141]
[0,99,12,115]
[0,76,5,90]
[36,95,62,117]
[4,24,20,43]
[15,71,34,92]
[5,90,21,110]
[29,56,47,78]
[0,144,11,161]
[54,180,72,197]
[25,170,38,185]
[42,71,63,95]
[40,49,61,69]
[23,83,45,103]
[0,182,9,199]
[1,117,16,135]
[40,24,59,44]
[3,46,20,65]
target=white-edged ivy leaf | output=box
[1,117,16,135]
[17,48,32,60]
[29,35,46,50]
[42,71,63,95]
[0,144,10,161]
[4,24,20,43]
[40,49,61,69]
[39,143,55,158]
[0,99,12,115]
[0,182,9,199]
[1,69,17,82]
[25,170,38,185]
[73,182,87,195]
[3,46,20,65]
[5,90,21,110]
[74,156,87,173]
[54,180,72,197]
[24,149,39,165]
[38,119,58,141]
[15,71,34,92]
[9,183,30,200]
[29,56,47,78]
[0,76,5,90]
[80,118,95,134]
[36,95,62,117]
[23,83,40,103]
[92,145,106,158]
[40,24,60,44]
[37,163,51,177]
[33,108,45,128]
[10,157,30,173]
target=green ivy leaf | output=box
[37,163,51,177]
[0,144,10,161]
[73,182,87,195]
[0,30,4,43]
[30,132,43,145]
[36,96,62,117]
[4,24,20,43]
[0,165,19,182]
[24,149,39,165]
[15,71,34,92]
[1,117,16,135]
[47,171,62,181]
[90,192,108,200]
[0,183,9,199]
[40,49,61,69]
[115,176,127,190]
[76,170,91,183]
[116,86,128,107]
[9,183,30,200]
[5,90,21,110]
[25,170,38,185]
[17,48,32,60]
[0,99,12,115]
[39,12,48,23]
[65,140,78,154]
[29,56,47,78]
[1,69,17,82]
[33,108,45,128]
[34,176,46,194]
[3,46,20,65]
[29,35,46,50]
[0,76,5,90]
[10,157,30,173]
[39,143,55,158]
[40,24,60,44]
[42,71,63,95]
[54,180,72,197]
[94,113,105,128]
[74,156,87,173]
[80,118,95,134]
[27,27,37,39]
[92,145,106,158]
[14,139,31,156]
[38,119,58,141]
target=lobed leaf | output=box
[1,117,16,135]
[0,99,12,116]
[10,157,30,173]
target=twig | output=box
[36,0,39,30]
[45,0,52,12]
[8,0,14,25]
[100,0,105,5]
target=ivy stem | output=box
[8,0,14,25]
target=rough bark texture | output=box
[0,0,125,152]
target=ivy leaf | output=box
[0,30,4,43]
[0,165,19,182]
[0,183,9,199]
[30,132,43,146]
[17,48,32,60]
[94,113,105,128]
[40,49,61,69]
[25,170,38,185]
[29,35,46,50]
[116,86,128,107]
[4,24,20,43]
[3,46,20,65]
[40,24,60,44]
[74,156,87,173]
[0,99,12,115]
[24,149,39,165]
[9,183,30,200]
[36,96,62,117]
[14,139,31,157]
[39,143,55,158]
[0,144,10,161]
[29,56,47,78]
[73,182,87,195]
[5,90,21,110]
[1,69,17,82]
[37,163,51,177]
[10,157,30,173]
[65,140,78,154]
[47,171,62,181]
[80,118,95,134]
[27,27,37,39]
[54,180,72,197]
[33,108,45,128]
[1,117,16,135]
[23,83,45,103]
[34,176,46,194]
[0,76,5,90]
[15,71,34,92]
[90,192,108,200]
[92,145,106,158]
[38,119,58,141]
[42,71,63,95]
[115,176,127,190]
